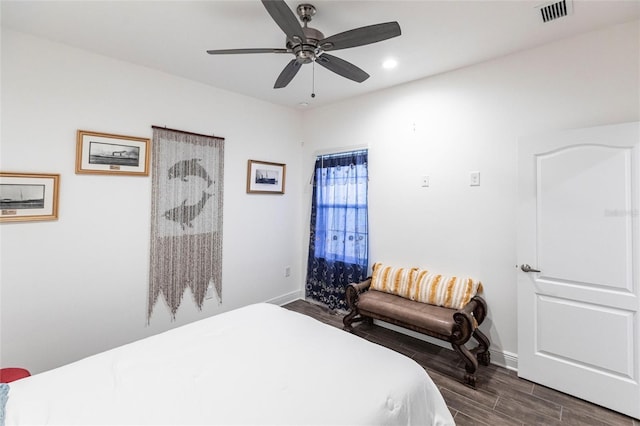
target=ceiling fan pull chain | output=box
[311,60,316,98]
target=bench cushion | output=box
[370,263,482,309]
[357,290,456,337]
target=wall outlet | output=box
[470,171,480,186]
[284,266,291,277]
[421,175,430,187]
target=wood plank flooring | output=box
[283,299,640,426]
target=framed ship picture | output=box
[76,130,150,176]
[246,159,285,194]
[0,172,60,222]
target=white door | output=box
[517,121,640,419]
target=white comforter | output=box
[6,303,454,425]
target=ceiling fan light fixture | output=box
[296,49,316,64]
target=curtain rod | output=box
[317,148,367,160]
[151,125,224,140]
[312,144,367,157]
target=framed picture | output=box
[76,130,150,176]
[246,159,286,194]
[0,172,60,222]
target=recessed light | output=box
[382,58,398,69]
[298,102,309,107]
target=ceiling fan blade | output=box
[316,54,369,83]
[319,22,401,51]
[207,48,290,55]
[261,0,305,44]
[274,59,302,88]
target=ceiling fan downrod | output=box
[296,4,316,24]
[289,3,323,65]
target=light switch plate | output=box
[470,171,480,186]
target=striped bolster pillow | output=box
[370,263,418,296]
[370,262,483,310]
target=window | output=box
[305,149,368,310]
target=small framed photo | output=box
[246,159,286,194]
[0,172,60,222]
[76,130,150,176]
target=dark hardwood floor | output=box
[284,299,640,426]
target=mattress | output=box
[5,303,454,425]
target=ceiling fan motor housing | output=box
[288,26,324,64]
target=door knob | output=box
[521,264,541,273]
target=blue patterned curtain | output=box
[306,150,368,310]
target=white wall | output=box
[300,20,640,367]
[0,29,304,374]
[2,19,638,375]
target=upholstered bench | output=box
[343,263,490,388]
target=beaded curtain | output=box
[148,127,224,321]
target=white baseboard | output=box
[266,290,303,306]
[374,320,518,372]
[492,349,518,372]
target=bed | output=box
[4,303,454,425]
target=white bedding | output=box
[5,303,454,425]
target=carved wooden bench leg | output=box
[343,312,373,332]
[464,372,477,389]
[452,342,479,388]
[473,328,491,366]
[343,310,358,331]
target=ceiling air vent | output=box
[537,0,573,23]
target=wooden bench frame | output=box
[343,278,491,388]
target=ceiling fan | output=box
[207,0,401,89]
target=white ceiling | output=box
[2,0,639,110]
